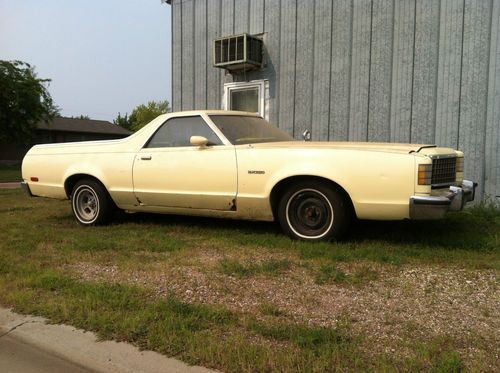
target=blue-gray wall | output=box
[171,0,500,202]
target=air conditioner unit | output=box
[213,33,263,72]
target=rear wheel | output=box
[71,179,114,226]
[277,181,350,241]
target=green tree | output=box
[113,112,135,131]
[0,60,59,143]
[114,100,170,132]
[131,100,170,131]
[56,114,90,120]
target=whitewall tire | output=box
[277,181,350,241]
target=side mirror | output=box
[190,135,209,147]
[302,130,312,142]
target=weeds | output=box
[219,258,291,278]
[314,264,379,285]
[314,264,348,284]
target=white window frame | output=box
[223,80,269,120]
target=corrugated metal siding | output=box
[329,0,352,141]
[311,0,333,141]
[368,0,394,142]
[181,0,194,110]
[171,1,182,111]
[277,0,297,135]
[486,0,500,200]
[390,0,415,143]
[294,1,315,138]
[349,0,371,142]
[411,0,440,144]
[170,0,500,201]
[435,0,464,149]
[206,0,221,110]
[194,0,207,109]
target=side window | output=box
[146,116,223,148]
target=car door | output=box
[132,115,237,211]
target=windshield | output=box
[209,115,295,145]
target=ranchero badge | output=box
[248,170,265,174]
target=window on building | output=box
[145,116,223,148]
[224,80,267,118]
[230,88,259,113]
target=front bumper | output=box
[409,180,477,220]
[20,181,33,197]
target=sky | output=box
[0,0,171,121]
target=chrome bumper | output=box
[20,181,33,197]
[409,180,477,220]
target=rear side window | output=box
[145,116,223,148]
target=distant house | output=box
[0,117,131,163]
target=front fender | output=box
[237,147,416,220]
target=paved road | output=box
[0,333,93,373]
[0,182,20,189]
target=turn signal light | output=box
[456,157,464,172]
[30,177,39,182]
[418,164,432,185]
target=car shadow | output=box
[115,211,281,235]
[113,210,496,252]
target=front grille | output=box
[431,157,456,186]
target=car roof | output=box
[158,110,262,120]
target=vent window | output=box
[214,34,263,72]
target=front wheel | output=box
[277,181,350,241]
[71,179,114,226]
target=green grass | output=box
[258,303,288,317]
[314,264,379,285]
[0,189,498,372]
[248,318,350,349]
[214,205,500,269]
[219,258,292,278]
[0,164,21,182]
[314,264,349,284]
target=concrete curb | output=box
[0,182,20,189]
[0,307,217,373]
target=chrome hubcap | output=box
[74,187,99,222]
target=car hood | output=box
[247,141,456,155]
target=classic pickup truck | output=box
[21,110,476,241]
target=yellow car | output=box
[21,110,476,241]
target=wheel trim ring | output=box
[285,188,334,239]
[72,185,100,224]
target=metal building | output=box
[168,0,500,202]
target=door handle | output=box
[140,156,152,160]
